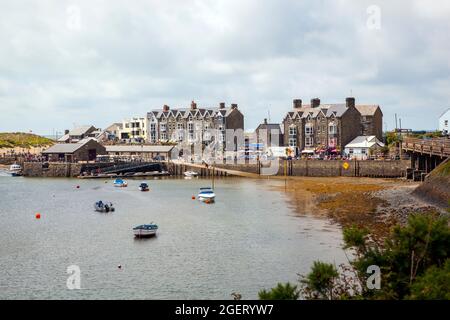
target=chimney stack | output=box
[311,98,320,108]
[190,100,197,110]
[293,99,302,109]
[163,105,170,112]
[264,118,268,125]
[65,129,70,135]
[346,97,355,109]
[231,103,238,109]
[219,102,225,109]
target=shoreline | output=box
[272,176,446,239]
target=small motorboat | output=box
[139,182,149,192]
[184,171,199,177]
[94,201,115,212]
[198,187,215,203]
[9,164,22,177]
[113,178,128,187]
[133,223,158,238]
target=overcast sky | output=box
[0,0,449,135]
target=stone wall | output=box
[217,159,408,177]
[23,162,83,177]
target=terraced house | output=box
[146,101,244,150]
[282,97,382,155]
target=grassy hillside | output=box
[0,132,54,148]
[430,159,450,177]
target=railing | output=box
[402,138,450,157]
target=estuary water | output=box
[0,172,346,299]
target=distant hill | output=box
[0,132,55,148]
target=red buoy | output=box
[192,196,195,200]
[35,213,41,219]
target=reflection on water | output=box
[0,175,345,299]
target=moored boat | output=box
[133,223,158,237]
[113,178,128,187]
[9,164,22,177]
[198,187,215,203]
[139,182,149,191]
[94,201,115,212]
[184,171,199,177]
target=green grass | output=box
[431,160,450,177]
[0,132,54,148]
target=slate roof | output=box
[43,143,86,154]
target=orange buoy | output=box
[192,196,196,200]
[35,213,41,219]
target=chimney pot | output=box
[311,98,320,108]
[264,118,268,124]
[293,99,302,108]
[190,101,197,109]
[163,105,170,112]
[231,103,238,109]
[219,102,225,109]
[346,97,355,108]
[65,129,70,135]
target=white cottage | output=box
[344,136,384,160]
[439,108,450,135]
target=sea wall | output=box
[23,162,83,177]
[217,159,409,178]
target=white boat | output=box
[184,171,199,177]
[133,223,158,238]
[198,187,215,203]
[113,178,128,187]
[9,164,22,177]
[94,201,115,213]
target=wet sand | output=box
[271,176,443,238]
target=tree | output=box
[300,261,339,299]
[266,213,450,300]
[258,282,299,300]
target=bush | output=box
[258,282,299,300]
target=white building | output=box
[344,135,384,160]
[119,117,147,142]
[439,108,450,135]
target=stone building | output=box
[146,101,244,151]
[282,97,380,155]
[42,139,106,162]
[355,105,383,141]
[255,118,283,148]
[57,125,98,143]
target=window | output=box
[160,123,166,131]
[328,124,337,134]
[445,120,449,126]
[150,132,156,142]
[348,148,354,154]
[305,124,313,135]
[150,123,156,132]
[188,122,193,131]
[289,138,297,147]
[161,132,167,140]
[177,123,184,130]
[361,148,367,155]
[289,126,297,136]
[305,136,313,147]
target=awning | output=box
[301,149,315,154]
